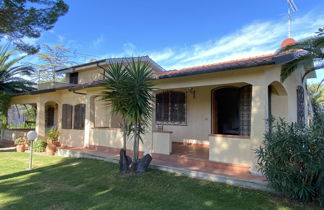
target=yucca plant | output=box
[278,35,324,83]
[0,45,35,129]
[102,58,154,171]
[102,61,132,151]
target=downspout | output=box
[96,63,106,78]
[70,90,86,95]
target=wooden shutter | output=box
[239,85,252,136]
[62,104,73,129]
[297,85,305,125]
[74,104,86,129]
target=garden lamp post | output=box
[27,131,37,170]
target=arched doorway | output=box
[45,101,58,131]
[211,85,252,136]
[268,81,288,120]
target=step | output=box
[152,153,250,174]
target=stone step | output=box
[152,153,250,174]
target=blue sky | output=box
[19,0,324,82]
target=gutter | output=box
[71,90,86,95]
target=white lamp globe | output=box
[27,131,37,141]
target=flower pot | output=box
[46,143,57,156]
[16,144,26,152]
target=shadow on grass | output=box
[0,155,318,210]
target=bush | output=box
[256,118,323,205]
[33,140,47,152]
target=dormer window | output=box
[69,72,78,84]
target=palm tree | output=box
[101,61,132,151]
[102,58,154,170]
[279,35,324,83]
[0,45,35,129]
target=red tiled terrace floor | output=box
[59,144,267,183]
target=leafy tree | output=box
[308,83,324,117]
[0,45,35,129]
[0,0,69,54]
[102,59,154,171]
[29,44,79,83]
[317,27,324,36]
[279,35,324,82]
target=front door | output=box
[46,107,55,128]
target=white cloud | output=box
[102,9,324,71]
[92,35,105,49]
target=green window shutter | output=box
[74,104,86,130]
[62,104,73,129]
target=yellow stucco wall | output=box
[10,63,310,172]
[78,67,104,84]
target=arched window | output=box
[156,91,186,125]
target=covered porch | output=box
[152,78,289,171]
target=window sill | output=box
[153,130,173,134]
[156,122,187,126]
[91,127,121,130]
[209,134,250,139]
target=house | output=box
[7,39,315,173]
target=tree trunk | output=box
[132,123,140,172]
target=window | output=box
[212,85,252,136]
[156,91,186,125]
[62,104,73,129]
[73,104,86,130]
[69,72,78,84]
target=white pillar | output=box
[36,101,46,139]
[250,84,268,172]
[83,94,94,148]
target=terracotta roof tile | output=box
[153,53,276,79]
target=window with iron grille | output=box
[73,104,86,130]
[62,104,73,129]
[156,91,186,125]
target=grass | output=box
[0,152,320,210]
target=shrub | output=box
[33,140,47,152]
[256,118,323,205]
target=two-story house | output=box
[9,41,315,173]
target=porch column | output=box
[250,84,268,172]
[83,94,94,148]
[36,101,46,139]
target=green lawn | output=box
[0,152,320,210]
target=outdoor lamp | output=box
[26,131,37,170]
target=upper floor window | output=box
[69,72,78,84]
[156,91,186,125]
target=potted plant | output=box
[15,137,28,152]
[46,128,60,155]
